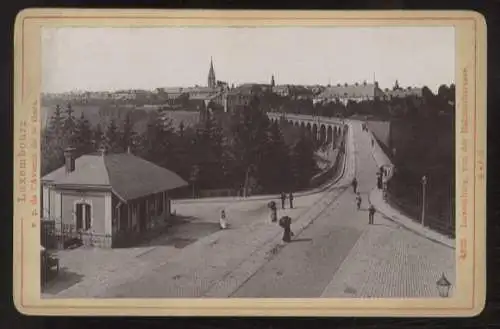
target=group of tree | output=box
[42,97,321,197]
[270,83,455,121]
[264,83,455,235]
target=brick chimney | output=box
[63,147,76,174]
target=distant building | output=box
[158,58,228,110]
[41,147,188,248]
[272,84,313,100]
[223,83,270,113]
[108,89,150,101]
[224,85,253,112]
[383,81,423,100]
[273,85,291,97]
[313,81,384,105]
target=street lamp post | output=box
[421,175,427,227]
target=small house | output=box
[41,147,188,248]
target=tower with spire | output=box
[208,57,216,89]
[393,79,400,90]
[271,74,275,88]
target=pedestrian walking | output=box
[280,192,286,209]
[279,216,294,243]
[356,193,362,210]
[352,177,358,194]
[219,209,229,229]
[368,204,376,224]
[289,192,294,209]
[268,201,278,223]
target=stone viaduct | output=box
[266,112,348,148]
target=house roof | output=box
[189,93,218,100]
[386,87,423,98]
[317,83,380,99]
[186,87,218,94]
[42,153,188,202]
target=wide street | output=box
[232,121,455,298]
[46,120,454,299]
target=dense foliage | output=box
[274,83,456,235]
[41,96,320,197]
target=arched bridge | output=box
[266,112,348,146]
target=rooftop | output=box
[43,152,188,202]
[317,82,381,99]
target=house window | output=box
[75,203,91,231]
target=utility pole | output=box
[421,175,427,226]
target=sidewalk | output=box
[369,189,455,249]
[365,129,455,250]
[321,121,455,298]
[173,172,342,205]
[320,208,456,298]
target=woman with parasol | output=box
[279,216,294,242]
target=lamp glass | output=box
[436,274,451,297]
[437,284,450,298]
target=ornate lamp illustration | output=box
[436,273,452,298]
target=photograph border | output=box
[12,8,487,317]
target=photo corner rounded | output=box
[465,296,487,318]
[12,291,34,316]
[467,10,487,30]
[14,8,33,25]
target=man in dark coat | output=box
[268,201,278,223]
[352,177,358,194]
[356,193,362,210]
[368,204,376,224]
[280,192,286,209]
[289,192,294,209]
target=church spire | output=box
[394,79,400,90]
[271,74,275,87]
[208,57,216,88]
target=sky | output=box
[42,26,455,94]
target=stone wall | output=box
[365,120,391,149]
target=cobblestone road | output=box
[321,122,455,298]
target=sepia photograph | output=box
[39,25,456,299]
[13,9,486,316]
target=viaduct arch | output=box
[266,112,347,149]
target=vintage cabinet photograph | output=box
[13,10,486,316]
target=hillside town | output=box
[42,58,427,115]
